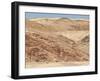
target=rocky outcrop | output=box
[25,31,89,63]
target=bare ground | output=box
[25,18,89,68]
[25,30,89,68]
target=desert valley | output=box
[25,18,89,68]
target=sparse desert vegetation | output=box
[25,18,89,68]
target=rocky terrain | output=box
[25,18,89,68]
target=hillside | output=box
[25,18,89,68]
[26,18,89,32]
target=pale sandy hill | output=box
[26,18,89,32]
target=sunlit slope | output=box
[26,18,89,32]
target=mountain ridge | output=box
[26,18,89,31]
